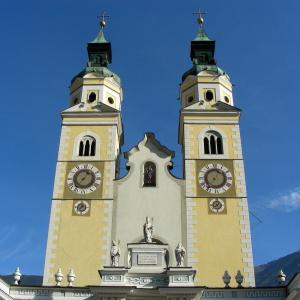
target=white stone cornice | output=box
[180,110,240,117]
[62,121,119,125]
[184,119,239,124]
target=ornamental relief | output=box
[125,276,169,287]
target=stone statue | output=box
[143,217,153,243]
[175,242,186,267]
[144,163,155,185]
[110,240,120,267]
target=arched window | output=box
[217,137,223,154]
[90,139,96,156]
[204,137,210,154]
[203,131,224,155]
[78,136,96,157]
[210,135,216,154]
[143,161,156,187]
[79,141,84,156]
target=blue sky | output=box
[0,0,299,276]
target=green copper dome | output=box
[71,27,121,85]
[71,66,121,85]
[193,28,212,41]
[90,29,108,44]
[182,26,228,81]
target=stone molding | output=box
[99,267,195,288]
[0,284,290,300]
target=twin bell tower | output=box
[43,14,255,288]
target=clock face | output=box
[67,164,101,194]
[198,163,233,194]
[74,200,90,215]
[209,198,225,213]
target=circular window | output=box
[224,96,230,103]
[187,96,194,103]
[88,92,97,103]
[108,97,114,104]
[205,90,214,101]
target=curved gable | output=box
[113,133,185,266]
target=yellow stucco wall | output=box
[187,123,237,158]
[57,124,118,162]
[44,116,120,286]
[46,199,111,286]
[182,112,255,287]
[191,197,245,287]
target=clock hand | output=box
[79,171,92,183]
[80,176,87,182]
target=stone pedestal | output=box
[99,267,127,286]
[167,267,196,287]
[128,243,168,273]
[99,243,195,288]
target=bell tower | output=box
[179,15,255,287]
[43,20,123,286]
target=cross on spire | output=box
[98,12,110,28]
[193,9,207,28]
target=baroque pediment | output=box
[124,132,175,160]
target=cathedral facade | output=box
[0,17,299,300]
[43,17,254,288]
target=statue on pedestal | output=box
[175,242,186,267]
[110,240,120,267]
[143,217,153,243]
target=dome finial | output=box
[193,8,207,28]
[98,11,110,29]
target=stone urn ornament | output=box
[235,270,244,287]
[55,268,64,286]
[277,269,286,286]
[13,267,22,285]
[67,269,76,287]
[222,270,231,288]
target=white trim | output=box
[107,127,117,161]
[184,120,238,124]
[43,200,62,286]
[184,125,195,159]
[101,200,113,266]
[185,198,198,266]
[232,125,243,159]
[234,160,247,197]
[62,121,119,126]
[238,197,255,287]
[181,111,240,117]
[103,161,115,199]
[185,160,196,197]
[52,162,66,199]
[57,127,71,161]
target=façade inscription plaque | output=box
[137,253,158,265]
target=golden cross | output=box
[98,12,110,28]
[193,9,207,28]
